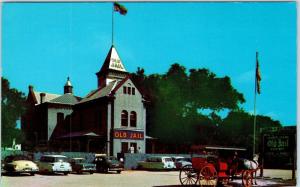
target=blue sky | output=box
[2,2,296,126]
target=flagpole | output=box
[112,3,114,45]
[253,52,258,155]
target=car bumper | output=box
[81,168,96,172]
[6,168,39,173]
[109,167,123,171]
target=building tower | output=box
[64,77,73,94]
[96,45,128,89]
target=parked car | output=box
[93,154,123,173]
[137,156,176,170]
[37,155,71,175]
[3,155,39,175]
[70,158,96,174]
[172,156,192,169]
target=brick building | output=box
[21,45,147,156]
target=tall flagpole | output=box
[112,3,114,45]
[253,52,258,155]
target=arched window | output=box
[130,111,137,127]
[121,110,128,126]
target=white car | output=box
[137,156,176,170]
[161,156,176,169]
[172,156,192,169]
[37,155,72,175]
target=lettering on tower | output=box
[110,58,124,71]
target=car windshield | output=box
[55,157,67,162]
[164,158,173,162]
[73,159,84,163]
[5,155,30,162]
[108,156,118,161]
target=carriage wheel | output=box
[199,166,218,187]
[242,170,252,187]
[179,164,198,185]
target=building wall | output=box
[47,107,73,140]
[112,79,146,156]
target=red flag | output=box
[256,52,262,94]
[114,2,127,15]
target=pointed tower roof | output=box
[65,77,72,86]
[64,76,73,94]
[97,45,127,75]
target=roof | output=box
[49,93,81,105]
[57,131,102,139]
[42,155,67,158]
[33,91,61,105]
[191,145,247,151]
[65,77,72,86]
[97,45,127,75]
[79,81,117,103]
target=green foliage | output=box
[2,77,27,147]
[131,63,282,152]
[217,110,282,153]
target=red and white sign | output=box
[113,130,144,140]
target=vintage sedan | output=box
[3,155,39,175]
[37,155,71,175]
[94,154,123,174]
[137,156,176,170]
[70,158,96,174]
[172,156,192,169]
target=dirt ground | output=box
[0,169,297,187]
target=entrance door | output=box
[121,142,128,153]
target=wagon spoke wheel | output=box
[179,164,198,185]
[199,166,218,187]
[242,170,252,187]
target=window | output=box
[121,110,128,126]
[123,86,127,94]
[130,111,137,127]
[57,113,64,124]
[128,87,131,95]
[132,88,135,95]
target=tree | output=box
[131,63,282,153]
[218,110,282,154]
[132,63,246,150]
[2,77,27,147]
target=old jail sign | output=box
[113,130,144,140]
[264,134,295,152]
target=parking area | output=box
[1,169,296,187]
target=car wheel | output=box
[30,173,35,176]
[117,170,121,174]
[90,172,94,174]
[64,172,68,175]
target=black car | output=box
[70,158,96,174]
[93,154,123,174]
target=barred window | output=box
[130,111,137,127]
[121,110,128,126]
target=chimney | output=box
[40,93,46,104]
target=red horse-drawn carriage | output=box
[179,146,260,187]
